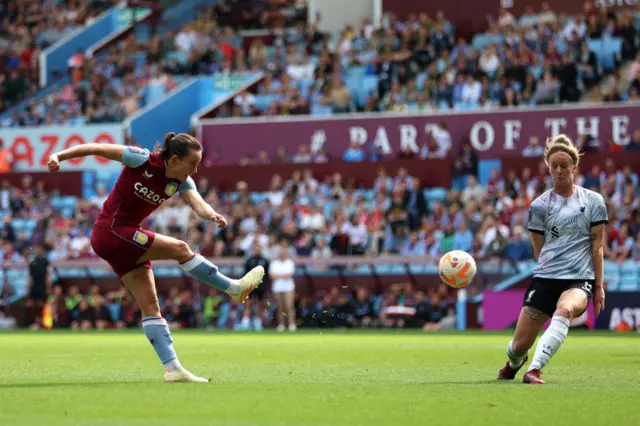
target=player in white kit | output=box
[496,135,608,384]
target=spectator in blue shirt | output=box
[401,232,426,257]
[343,141,365,162]
[453,221,474,252]
[504,226,534,261]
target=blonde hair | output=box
[543,134,581,167]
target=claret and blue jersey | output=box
[95,146,197,228]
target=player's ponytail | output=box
[544,134,581,167]
[154,132,201,160]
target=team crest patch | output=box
[165,182,178,196]
[133,231,149,246]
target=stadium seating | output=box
[2,3,639,332]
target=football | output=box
[438,250,477,289]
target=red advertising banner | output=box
[199,103,639,164]
[0,124,124,172]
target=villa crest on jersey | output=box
[95,147,195,227]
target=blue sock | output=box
[180,254,240,293]
[142,316,181,371]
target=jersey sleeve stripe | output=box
[590,220,608,227]
[528,228,544,235]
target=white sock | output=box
[506,339,527,369]
[528,316,570,372]
[164,358,183,372]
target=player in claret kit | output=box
[48,132,264,383]
[496,135,608,384]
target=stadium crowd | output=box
[218,1,639,118]
[0,0,309,127]
[0,0,121,113]
[1,152,639,329]
[3,1,638,126]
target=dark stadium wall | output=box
[2,171,83,196]
[382,0,631,39]
[197,158,452,191]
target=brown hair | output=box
[154,132,201,160]
[543,134,581,167]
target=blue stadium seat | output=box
[425,188,447,202]
[478,159,501,186]
[607,279,620,292]
[146,85,167,105]
[374,264,392,275]
[343,265,371,275]
[415,73,427,90]
[166,50,189,65]
[82,172,95,186]
[254,94,280,111]
[621,261,637,275]
[409,264,426,274]
[296,79,316,95]
[250,192,269,204]
[347,66,367,78]
[359,76,379,105]
[601,37,622,71]
[619,275,638,291]
[57,268,88,279]
[89,268,114,278]
[310,104,333,116]
[424,264,439,274]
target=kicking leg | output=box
[524,288,589,384]
[498,306,548,380]
[121,267,208,383]
[137,233,264,303]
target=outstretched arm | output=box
[180,181,227,228]
[48,144,126,171]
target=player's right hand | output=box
[48,154,60,172]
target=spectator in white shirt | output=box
[537,2,557,25]
[347,215,367,254]
[300,204,326,231]
[461,175,486,204]
[497,8,517,29]
[175,24,198,52]
[480,216,510,256]
[479,45,500,75]
[286,55,315,81]
[269,245,297,332]
[234,91,256,116]
[562,16,586,42]
[461,75,482,104]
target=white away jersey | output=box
[528,186,608,280]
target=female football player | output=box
[48,132,264,383]
[497,134,607,384]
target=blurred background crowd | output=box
[2,0,639,126]
[1,0,640,331]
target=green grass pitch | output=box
[1,330,639,426]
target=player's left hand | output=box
[211,212,227,229]
[594,286,605,317]
[48,154,60,172]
